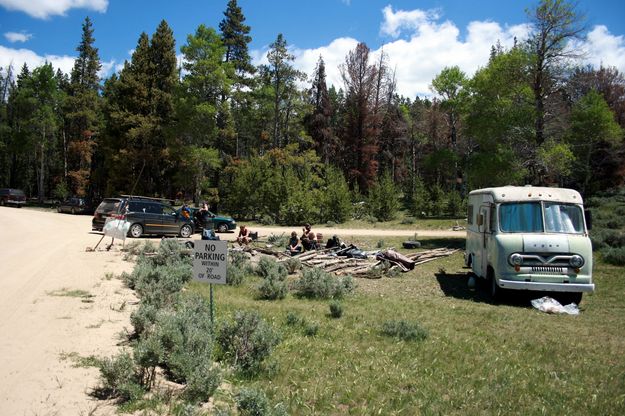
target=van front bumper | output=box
[498,279,595,293]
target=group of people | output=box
[236,222,340,256]
[287,223,321,255]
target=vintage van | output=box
[465,186,594,303]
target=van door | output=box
[160,205,179,235]
[477,205,491,276]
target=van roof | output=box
[469,186,583,204]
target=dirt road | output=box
[0,207,463,414]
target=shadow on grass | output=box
[406,237,465,250]
[435,272,537,308]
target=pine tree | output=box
[66,16,102,196]
[306,56,335,164]
[102,21,178,196]
[339,42,379,192]
[219,0,254,79]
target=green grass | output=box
[189,242,625,415]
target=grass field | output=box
[189,236,625,415]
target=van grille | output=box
[531,266,564,274]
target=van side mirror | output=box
[477,215,484,227]
[584,209,592,230]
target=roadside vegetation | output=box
[588,188,625,266]
[71,234,625,415]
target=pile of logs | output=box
[277,247,460,278]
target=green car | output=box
[180,207,237,233]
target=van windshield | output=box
[499,202,584,234]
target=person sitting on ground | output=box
[287,231,302,255]
[300,223,317,251]
[237,224,251,246]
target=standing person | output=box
[237,224,251,246]
[181,202,191,219]
[287,231,302,255]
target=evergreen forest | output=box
[0,0,623,224]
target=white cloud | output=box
[380,5,440,39]
[253,6,625,100]
[573,25,625,72]
[0,45,74,75]
[0,0,108,19]
[4,31,32,43]
[275,8,529,98]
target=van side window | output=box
[467,205,474,225]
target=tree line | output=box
[0,0,623,224]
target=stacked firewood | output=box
[276,247,459,278]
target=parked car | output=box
[57,197,92,214]
[0,188,26,207]
[92,196,194,238]
[182,207,237,233]
[92,197,124,231]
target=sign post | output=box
[192,240,228,324]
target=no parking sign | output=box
[192,240,228,284]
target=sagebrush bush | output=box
[257,274,288,300]
[283,257,301,274]
[256,256,287,280]
[217,311,281,374]
[294,268,354,299]
[381,320,428,342]
[267,233,287,247]
[304,322,319,337]
[400,217,416,225]
[154,294,216,383]
[329,301,343,318]
[130,302,160,337]
[601,246,625,266]
[133,332,163,387]
[97,351,144,402]
[227,264,247,286]
[285,311,301,326]
[230,250,250,269]
[236,387,270,416]
[182,360,222,404]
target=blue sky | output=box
[1,0,624,97]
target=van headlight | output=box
[509,253,523,266]
[569,255,584,268]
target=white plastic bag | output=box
[531,296,579,315]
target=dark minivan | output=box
[92,196,194,238]
[0,188,26,207]
[57,197,92,214]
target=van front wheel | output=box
[488,268,500,301]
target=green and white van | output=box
[465,186,594,303]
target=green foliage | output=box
[381,320,429,342]
[319,166,352,223]
[446,190,464,217]
[257,273,288,300]
[601,247,625,266]
[255,256,287,280]
[227,264,247,286]
[294,268,354,299]
[329,300,343,318]
[367,171,400,221]
[153,294,217,385]
[97,351,144,402]
[52,181,70,201]
[236,387,269,416]
[404,174,430,217]
[283,257,301,274]
[217,311,281,374]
